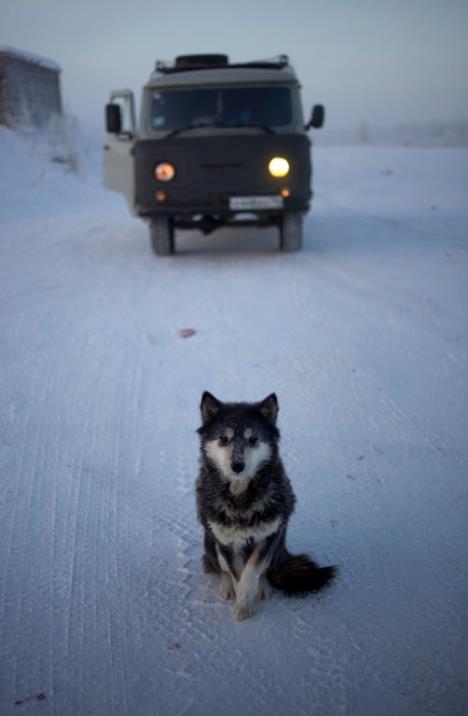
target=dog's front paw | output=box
[256,576,272,601]
[219,574,235,601]
[219,583,235,600]
[234,604,254,621]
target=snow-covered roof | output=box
[0,46,61,72]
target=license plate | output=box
[229,195,284,210]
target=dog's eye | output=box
[219,435,229,446]
[248,436,258,446]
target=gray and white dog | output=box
[196,392,336,620]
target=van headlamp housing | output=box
[268,157,290,178]
[154,162,176,182]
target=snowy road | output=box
[1,138,467,715]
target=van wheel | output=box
[150,217,175,256]
[279,211,303,252]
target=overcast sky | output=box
[2,0,468,137]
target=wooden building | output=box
[0,46,62,129]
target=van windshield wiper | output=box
[220,122,275,133]
[166,121,275,138]
[167,122,219,138]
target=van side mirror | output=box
[106,103,122,134]
[306,104,325,130]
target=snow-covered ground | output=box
[1,128,467,716]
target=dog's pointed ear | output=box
[258,393,278,424]
[200,391,222,424]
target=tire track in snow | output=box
[147,433,320,716]
[250,278,460,709]
[148,502,279,715]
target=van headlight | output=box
[268,157,289,178]
[154,162,176,182]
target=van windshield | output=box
[150,86,292,131]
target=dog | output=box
[196,391,336,620]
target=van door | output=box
[102,90,137,207]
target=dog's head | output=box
[197,392,279,481]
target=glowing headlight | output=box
[268,157,290,178]
[154,162,176,182]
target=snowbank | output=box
[0,125,106,223]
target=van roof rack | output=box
[155,55,290,74]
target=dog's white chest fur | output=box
[208,517,281,546]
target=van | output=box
[103,54,324,255]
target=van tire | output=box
[279,211,303,252]
[150,217,175,256]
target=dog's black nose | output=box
[231,461,245,474]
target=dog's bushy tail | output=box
[267,552,336,596]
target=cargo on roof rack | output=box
[175,54,229,69]
[155,54,290,74]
